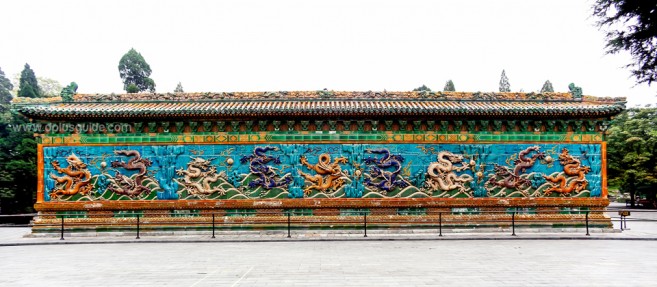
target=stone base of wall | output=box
[31,198,612,233]
[31,214,612,233]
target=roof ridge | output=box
[16,99,626,121]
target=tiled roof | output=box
[16,95,626,120]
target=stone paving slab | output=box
[2,240,656,286]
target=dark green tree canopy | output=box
[174,82,184,93]
[0,113,37,213]
[607,108,657,206]
[0,68,13,109]
[540,80,554,93]
[413,84,431,92]
[499,70,510,92]
[1,68,37,212]
[443,80,455,91]
[0,68,12,91]
[118,48,156,93]
[593,0,657,87]
[18,63,40,98]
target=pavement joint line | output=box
[230,266,254,287]
[189,264,224,287]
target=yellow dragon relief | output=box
[298,154,348,195]
[426,151,473,193]
[543,148,591,196]
[175,157,228,197]
[49,153,92,199]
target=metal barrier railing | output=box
[0,213,37,227]
[2,209,656,240]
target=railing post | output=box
[585,211,590,236]
[212,213,216,239]
[136,215,140,239]
[511,210,516,236]
[363,213,367,237]
[287,211,291,238]
[60,216,65,240]
[439,212,443,237]
[620,215,624,231]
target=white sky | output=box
[1,0,656,106]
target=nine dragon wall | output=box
[40,143,603,203]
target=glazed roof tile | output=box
[15,91,626,120]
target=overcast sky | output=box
[1,0,655,106]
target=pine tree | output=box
[499,70,511,92]
[540,80,554,93]
[174,82,184,93]
[0,68,13,109]
[443,80,455,91]
[118,48,156,93]
[18,64,40,98]
[593,0,657,87]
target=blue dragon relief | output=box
[240,146,292,189]
[363,148,409,194]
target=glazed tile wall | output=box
[42,143,602,202]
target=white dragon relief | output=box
[426,151,474,193]
[175,157,228,197]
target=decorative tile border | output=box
[37,131,604,145]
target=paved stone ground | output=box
[1,240,656,286]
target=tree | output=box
[540,80,554,93]
[413,84,431,92]
[126,84,139,93]
[174,82,184,93]
[499,70,510,92]
[0,68,12,113]
[37,77,63,97]
[0,114,37,214]
[593,1,657,86]
[606,108,657,206]
[0,67,38,213]
[118,48,156,93]
[443,80,455,91]
[17,63,40,98]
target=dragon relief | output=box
[298,153,349,196]
[107,150,154,197]
[486,146,546,193]
[240,146,292,190]
[49,153,93,199]
[175,157,228,198]
[543,148,591,196]
[425,151,474,194]
[363,148,409,193]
